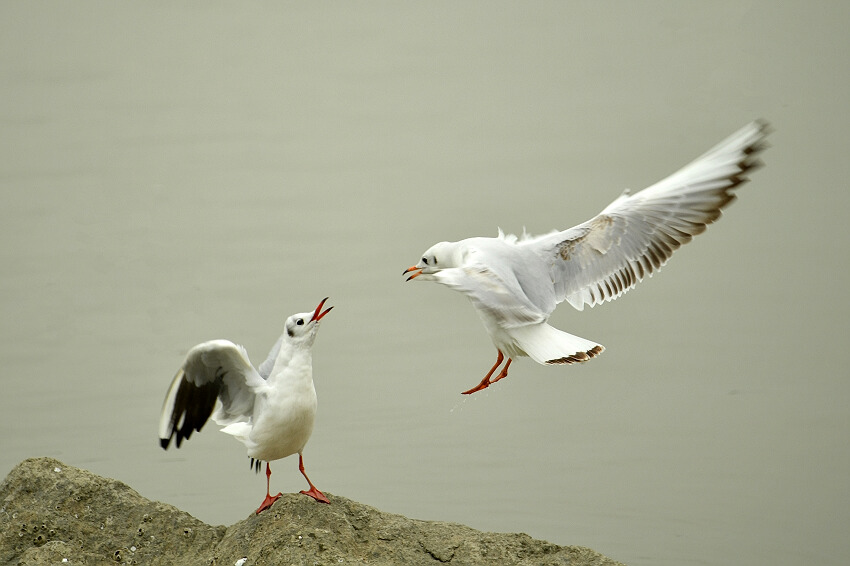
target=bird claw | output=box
[255,492,283,514]
[300,487,330,504]
[462,355,512,395]
[461,379,492,395]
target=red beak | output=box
[310,297,334,322]
[403,266,423,281]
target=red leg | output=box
[255,462,283,514]
[298,453,330,504]
[490,358,512,384]
[462,350,510,395]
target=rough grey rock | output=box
[0,458,224,566]
[0,458,625,566]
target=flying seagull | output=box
[404,121,769,394]
[159,298,333,512]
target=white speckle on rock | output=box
[54,467,62,473]
[62,560,68,563]
[235,558,248,566]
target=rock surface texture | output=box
[0,458,624,565]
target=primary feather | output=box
[522,120,769,311]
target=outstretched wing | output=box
[520,120,769,311]
[158,339,266,449]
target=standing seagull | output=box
[159,298,333,513]
[404,121,769,395]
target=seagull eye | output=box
[422,257,429,265]
[296,319,304,326]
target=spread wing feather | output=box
[520,120,769,311]
[158,339,267,449]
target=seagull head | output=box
[285,297,333,344]
[403,241,461,281]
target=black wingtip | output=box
[160,437,170,450]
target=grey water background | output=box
[2,3,848,565]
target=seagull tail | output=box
[220,422,252,445]
[509,323,604,366]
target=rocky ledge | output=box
[0,457,624,565]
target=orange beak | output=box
[403,266,423,281]
[310,297,334,322]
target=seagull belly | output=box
[475,308,530,359]
[247,388,317,462]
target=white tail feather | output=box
[508,323,604,365]
[219,422,252,443]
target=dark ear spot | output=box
[287,327,294,337]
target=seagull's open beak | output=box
[403,266,423,281]
[310,297,334,322]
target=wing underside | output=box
[158,340,265,449]
[522,120,769,310]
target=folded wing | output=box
[521,120,769,311]
[434,263,548,328]
[158,339,267,449]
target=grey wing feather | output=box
[257,335,284,379]
[158,339,266,449]
[520,120,769,311]
[435,265,548,327]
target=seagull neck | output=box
[267,341,313,382]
